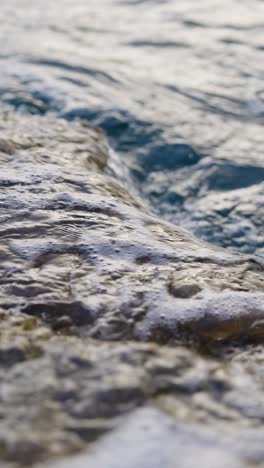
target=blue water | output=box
[1,0,263,256]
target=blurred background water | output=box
[1,0,263,256]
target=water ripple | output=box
[0,0,263,256]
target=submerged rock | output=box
[0,111,263,343]
[1,309,264,467]
[0,111,263,466]
[38,407,262,468]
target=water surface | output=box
[0,0,263,255]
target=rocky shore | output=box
[0,112,264,467]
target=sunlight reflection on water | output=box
[0,0,263,256]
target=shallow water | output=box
[1,0,263,256]
[1,4,264,467]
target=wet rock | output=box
[0,112,263,344]
[1,307,264,466]
[0,111,264,466]
[1,311,264,468]
[37,407,261,468]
